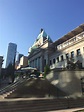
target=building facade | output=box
[15,53,23,69]
[16,56,28,69]
[28,29,53,72]
[0,56,4,75]
[28,24,84,72]
[17,53,23,63]
[28,24,84,97]
[49,24,84,70]
[6,43,17,68]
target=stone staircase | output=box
[0,78,84,112]
[0,78,27,99]
[0,98,83,112]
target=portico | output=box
[28,29,53,72]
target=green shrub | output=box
[44,65,50,78]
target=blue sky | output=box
[0,0,84,67]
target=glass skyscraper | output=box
[6,43,17,68]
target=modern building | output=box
[16,56,28,69]
[15,53,23,69]
[28,24,84,72]
[0,56,4,75]
[6,43,17,68]
[17,53,23,62]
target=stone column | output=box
[40,56,43,72]
[63,54,67,68]
[32,61,34,67]
[37,58,39,69]
[33,60,35,68]
[36,58,37,68]
[38,57,40,71]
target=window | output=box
[53,58,55,64]
[50,60,52,65]
[71,51,74,58]
[57,57,59,63]
[61,55,64,61]
[77,49,81,56]
[66,53,69,60]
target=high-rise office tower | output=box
[6,43,17,68]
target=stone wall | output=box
[46,70,84,98]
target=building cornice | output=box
[59,38,84,52]
[54,24,84,46]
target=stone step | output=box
[0,78,26,95]
[0,98,84,106]
[0,98,83,112]
[0,78,27,100]
[0,99,68,107]
[0,103,67,112]
[0,99,67,112]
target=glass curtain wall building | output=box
[6,43,17,68]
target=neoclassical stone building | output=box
[28,29,53,72]
[49,24,84,70]
[28,24,84,72]
[28,24,84,97]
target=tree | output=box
[6,62,15,83]
[44,65,50,78]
